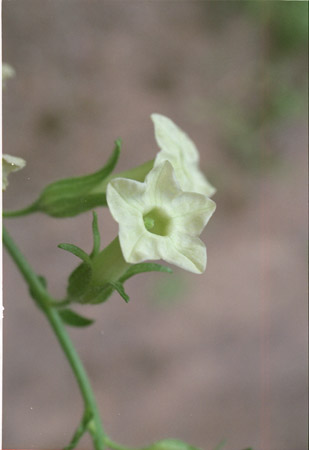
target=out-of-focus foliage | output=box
[244,1,308,57]
[152,274,188,306]
[219,2,307,174]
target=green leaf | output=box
[58,243,91,265]
[144,439,200,450]
[35,140,121,217]
[109,281,130,303]
[119,262,172,283]
[59,308,94,327]
[90,211,101,258]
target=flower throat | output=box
[143,207,170,236]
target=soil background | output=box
[2,2,308,450]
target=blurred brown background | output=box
[2,1,308,449]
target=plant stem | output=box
[3,226,106,450]
[3,201,38,218]
[63,410,91,450]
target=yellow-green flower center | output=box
[143,207,171,236]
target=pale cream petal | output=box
[107,178,146,221]
[151,114,199,163]
[121,228,206,273]
[163,234,206,274]
[152,114,216,197]
[2,154,26,190]
[107,179,147,262]
[185,166,216,197]
[121,231,164,263]
[170,194,216,236]
[144,161,181,207]
[118,224,150,263]
[155,150,216,197]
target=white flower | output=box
[2,154,26,191]
[151,114,216,197]
[107,161,216,274]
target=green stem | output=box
[3,226,106,450]
[3,201,39,218]
[63,410,91,450]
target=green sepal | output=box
[143,439,200,450]
[109,281,130,303]
[119,262,172,283]
[88,281,130,304]
[58,241,94,303]
[90,211,101,258]
[34,140,121,217]
[85,263,172,304]
[59,308,94,327]
[58,243,92,265]
[67,262,93,302]
[85,284,115,305]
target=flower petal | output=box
[125,229,207,274]
[107,177,146,219]
[107,179,148,261]
[123,229,206,275]
[151,114,199,163]
[144,160,181,208]
[155,151,216,198]
[165,233,206,274]
[118,224,149,263]
[2,154,26,190]
[122,232,164,263]
[170,194,216,236]
[151,114,216,197]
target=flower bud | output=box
[4,141,154,218]
[32,141,122,217]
